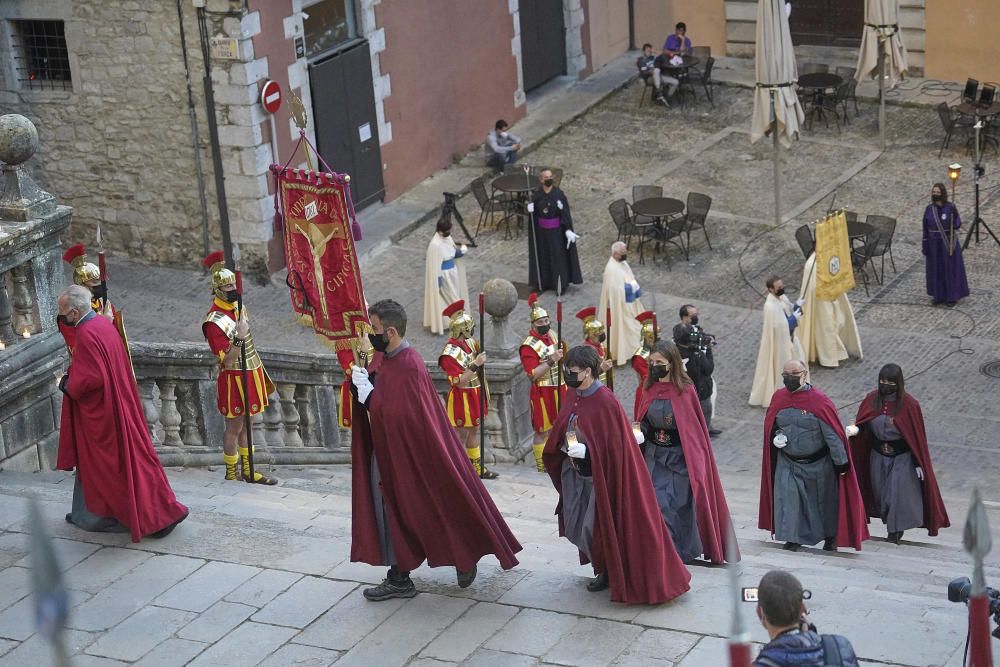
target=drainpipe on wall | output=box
[176,0,211,258]
[627,0,635,51]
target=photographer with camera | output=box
[754,570,860,667]
[674,304,721,436]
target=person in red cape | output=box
[759,359,869,552]
[631,310,657,419]
[635,341,738,564]
[847,363,949,544]
[350,299,521,601]
[56,285,188,542]
[543,344,690,603]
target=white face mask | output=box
[500,131,509,139]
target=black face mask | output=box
[597,333,606,343]
[649,364,668,382]
[369,332,390,352]
[91,284,107,301]
[931,194,943,203]
[543,178,554,188]
[536,324,550,336]
[775,288,786,297]
[689,315,699,326]
[618,254,627,262]
[783,375,802,392]
[565,369,585,389]
[223,289,239,303]
[57,314,71,327]
[878,383,897,396]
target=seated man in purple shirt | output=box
[663,22,692,56]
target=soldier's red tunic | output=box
[439,337,488,427]
[202,298,273,418]
[519,331,566,432]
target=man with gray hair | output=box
[598,241,645,366]
[56,285,188,542]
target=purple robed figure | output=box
[922,183,969,305]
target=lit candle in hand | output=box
[21,328,30,339]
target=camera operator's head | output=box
[757,570,808,639]
[679,304,698,326]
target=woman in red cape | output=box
[543,345,690,605]
[848,364,949,543]
[635,341,738,564]
[759,373,870,551]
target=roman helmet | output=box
[202,250,237,301]
[528,292,548,323]
[575,306,604,341]
[62,243,100,286]
[636,310,658,346]
[443,299,474,338]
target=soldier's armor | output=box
[632,343,651,362]
[522,334,564,387]
[203,309,265,371]
[441,338,483,389]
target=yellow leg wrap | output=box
[238,446,266,483]
[532,443,546,473]
[223,453,239,481]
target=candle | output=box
[0,340,5,351]
[21,328,30,339]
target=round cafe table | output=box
[632,196,685,219]
[491,174,538,240]
[492,174,536,194]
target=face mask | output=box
[57,313,72,327]
[224,289,239,303]
[617,254,627,262]
[597,333,606,343]
[91,284,107,300]
[440,230,450,237]
[931,194,942,203]
[689,315,699,326]
[878,383,897,396]
[369,332,390,352]
[649,364,668,382]
[500,131,509,139]
[565,369,584,389]
[536,324,550,336]
[775,288,785,297]
[783,375,801,392]
[543,178,554,188]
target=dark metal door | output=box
[519,0,567,92]
[309,40,384,210]
[789,0,864,47]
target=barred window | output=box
[11,20,72,91]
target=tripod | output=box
[963,121,1000,249]
[440,192,477,247]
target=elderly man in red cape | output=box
[349,299,521,601]
[759,359,869,552]
[544,345,690,604]
[56,285,188,542]
[848,363,949,544]
[635,341,738,565]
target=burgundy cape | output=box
[759,387,870,550]
[637,381,740,563]
[350,345,521,572]
[57,315,188,542]
[543,384,691,604]
[849,392,950,535]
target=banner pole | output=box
[479,292,487,480]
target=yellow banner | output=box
[814,211,855,300]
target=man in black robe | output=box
[528,169,583,295]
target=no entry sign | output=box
[260,80,282,114]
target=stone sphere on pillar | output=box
[0,114,39,166]
[483,279,518,319]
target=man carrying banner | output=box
[201,251,278,485]
[576,306,612,384]
[520,293,567,472]
[439,300,497,479]
[350,299,521,600]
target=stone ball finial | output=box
[0,114,39,166]
[483,278,518,318]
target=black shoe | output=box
[888,531,903,544]
[479,468,500,480]
[782,542,801,552]
[709,428,723,437]
[823,537,837,552]
[363,577,417,601]
[655,95,669,107]
[586,572,609,592]
[65,513,73,525]
[150,509,189,539]
[457,564,478,589]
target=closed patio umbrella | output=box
[855,0,908,149]
[751,0,805,227]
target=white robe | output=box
[748,293,806,407]
[597,257,644,365]
[799,253,863,368]
[423,233,469,335]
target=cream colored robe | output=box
[422,233,469,335]
[748,293,806,407]
[799,253,862,368]
[597,257,644,366]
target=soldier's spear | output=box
[478,291,487,480]
[233,245,256,483]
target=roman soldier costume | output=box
[576,306,610,385]
[519,293,566,472]
[200,251,276,483]
[631,310,658,419]
[438,300,495,478]
[60,243,120,356]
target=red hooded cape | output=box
[759,386,870,550]
[543,384,691,604]
[350,345,521,572]
[636,381,740,563]
[849,392,950,536]
[57,315,188,542]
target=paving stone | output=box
[498,571,642,623]
[0,640,12,658]
[462,649,539,667]
[0,629,96,667]
[177,601,256,643]
[334,594,474,667]
[484,607,578,657]
[612,628,701,666]
[408,660,458,667]
[543,617,642,667]
[72,656,131,666]
[0,534,27,570]
[186,621,297,667]
[69,555,204,631]
[86,605,197,662]
[0,567,29,613]
[420,602,520,662]
[293,587,407,651]
[255,643,342,666]
[64,547,153,594]
[674,635,733,667]
[13,538,100,572]
[0,595,37,641]
[133,638,208,667]
[154,561,260,612]
[224,568,302,607]
[251,576,354,628]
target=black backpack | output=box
[755,635,858,667]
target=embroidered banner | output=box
[274,167,369,350]
[814,210,856,300]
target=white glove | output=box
[630,280,640,292]
[845,424,860,437]
[527,202,535,213]
[915,466,924,481]
[795,297,805,308]
[633,424,645,445]
[565,230,579,244]
[556,200,564,211]
[351,367,374,403]
[567,440,587,459]
[772,432,788,449]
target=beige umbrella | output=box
[855,0,908,149]
[751,0,805,227]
